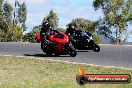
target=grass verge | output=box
[0,56,132,88]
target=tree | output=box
[66,18,98,33]
[57,28,66,32]
[96,18,115,43]
[7,24,22,42]
[1,1,13,31]
[3,1,13,25]
[93,33,102,44]
[0,0,25,42]
[44,10,59,30]
[33,25,41,31]
[0,0,4,30]
[0,24,22,42]
[22,29,40,42]
[13,0,19,26]
[22,32,35,42]
[93,0,132,44]
[23,25,41,42]
[0,0,3,19]
[17,1,27,32]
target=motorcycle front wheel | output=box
[93,43,100,52]
[67,44,77,57]
[42,44,53,56]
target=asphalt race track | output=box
[0,42,132,68]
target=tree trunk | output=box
[119,32,122,45]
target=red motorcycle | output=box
[35,34,40,43]
[41,32,77,57]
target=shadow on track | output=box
[76,50,89,52]
[24,54,71,57]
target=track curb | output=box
[1,54,132,70]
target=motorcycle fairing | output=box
[49,32,69,43]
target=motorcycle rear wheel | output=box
[68,44,77,57]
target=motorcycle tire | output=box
[67,44,77,57]
[44,50,53,56]
[93,43,100,52]
[43,46,53,56]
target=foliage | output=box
[0,0,3,29]
[96,19,115,43]
[0,30,6,42]
[0,0,3,5]
[7,25,22,42]
[0,24,22,42]
[23,29,40,42]
[0,0,23,42]
[22,32,34,42]
[3,1,13,25]
[67,18,98,33]
[0,1,12,31]
[93,0,132,44]
[93,34,102,44]
[33,25,41,30]
[57,28,66,32]
[15,1,27,32]
[43,10,59,30]
[0,0,27,42]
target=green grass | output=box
[0,56,132,88]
